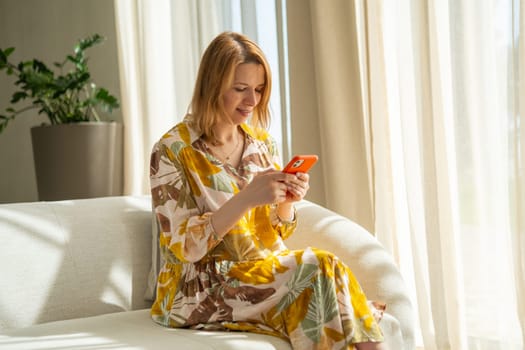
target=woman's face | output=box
[222,63,265,125]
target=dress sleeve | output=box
[269,205,297,240]
[150,140,221,263]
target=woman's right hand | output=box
[240,169,295,208]
[210,169,296,240]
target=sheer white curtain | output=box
[113,0,221,195]
[365,0,525,348]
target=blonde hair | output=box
[185,31,272,138]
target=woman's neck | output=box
[209,124,241,146]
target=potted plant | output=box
[0,34,123,200]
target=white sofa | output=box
[0,196,415,349]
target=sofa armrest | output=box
[288,200,416,349]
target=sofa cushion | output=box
[0,309,292,350]
[0,196,153,331]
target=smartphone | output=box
[282,155,318,174]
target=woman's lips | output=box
[237,108,252,116]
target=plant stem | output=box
[10,104,38,117]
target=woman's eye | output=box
[233,87,263,94]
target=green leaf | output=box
[32,59,52,74]
[3,47,15,57]
[274,263,318,316]
[0,51,6,66]
[170,141,186,155]
[66,54,78,65]
[209,172,235,193]
[95,88,119,110]
[95,87,109,99]
[10,91,27,103]
[76,34,104,53]
[0,115,12,133]
[0,47,14,66]
[301,274,339,343]
[19,61,31,70]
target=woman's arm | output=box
[150,140,219,263]
[210,170,298,238]
[151,138,299,262]
[210,170,312,244]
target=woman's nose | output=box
[244,89,258,106]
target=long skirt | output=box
[151,247,385,350]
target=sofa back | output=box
[0,196,153,331]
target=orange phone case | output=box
[282,155,318,174]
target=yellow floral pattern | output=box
[149,121,384,349]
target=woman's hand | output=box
[284,172,310,203]
[241,170,310,206]
[240,169,296,207]
[211,170,310,237]
[276,172,310,222]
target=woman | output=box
[149,31,387,350]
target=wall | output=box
[0,0,121,203]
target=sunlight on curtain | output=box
[366,0,525,348]
[308,0,376,231]
[512,0,525,342]
[114,0,182,195]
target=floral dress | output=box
[149,121,384,349]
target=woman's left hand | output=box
[284,172,310,203]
